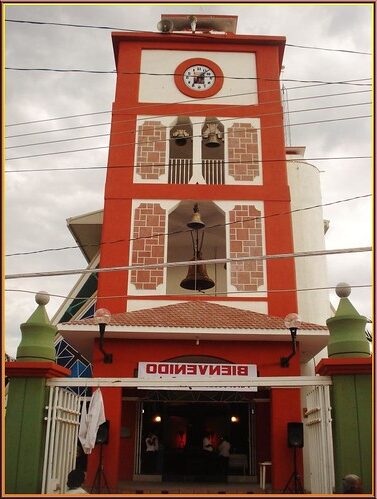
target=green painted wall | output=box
[5,378,48,493]
[331,374,372,493]
[355,374,372,492]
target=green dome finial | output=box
[16,292,57,362]
[326,283,370,358]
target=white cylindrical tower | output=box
[286,147,331,326]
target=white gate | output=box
[305,385,335,494]
[41,386,82,494]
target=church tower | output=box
[97,14,298,318]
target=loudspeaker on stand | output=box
[287,422,303,448]
[96,420,109,445]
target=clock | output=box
[174,58,224,98]
[183,64,215,91]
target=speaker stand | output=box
[282,447,304,494]
[90,443,110,493]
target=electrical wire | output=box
[5,193,371,257]
[6,101,372,150]
[4,156,372,174]
[5,18,146,32]
[285,43,371,56]
[4,64,373,87]
[5,19,372,55]
[5,283,372,301]
[5,65,373,91]
[5,114,372,161]
[5,88,372,139]
[4,246,372,280]
[6,80,372,128]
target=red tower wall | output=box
[97,34,297,318]
[92,30,301,491]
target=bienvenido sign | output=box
[138,362,257,391]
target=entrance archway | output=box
[135,355,267,482]
[138,397,254,481]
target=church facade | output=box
[57,15,331,492]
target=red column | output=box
[270,388,303,491]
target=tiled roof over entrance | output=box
[64,301,327,331]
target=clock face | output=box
[174,58,224,98]
[183,65,216,91]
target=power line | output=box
[6,87,266,128]
[5,194,371,257]
[5,114,372,161]
[6,101,372,151]
[285,43,371,56]
[4,87,277,128]
[5,88,372,139]
[5,156,372,174]
[5,283,372,301]
[5,18,144,32]
[6,67,118,74]
[4,246,372,280]
[5,65,373,90]
[5,19,372,55]
[6,80,372,128]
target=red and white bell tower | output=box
[97,14,297,319]
[55,16,335,492]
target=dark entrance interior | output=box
[141,400,251,481]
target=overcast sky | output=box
[4,3,373,358]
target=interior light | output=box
[153,415,162,423]
[231,415,239,423]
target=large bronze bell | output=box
[180,252,215,291]
[180,203,215,291]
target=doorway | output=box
[137,399,255,482]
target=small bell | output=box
[203,121,223,148]
[206,133,221,147]
[187,203,205,230]
[172,129,190,146]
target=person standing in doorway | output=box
[203,431,214,453]
[218,435,231,478]
[145,432,159,473]
[202,431,215,477]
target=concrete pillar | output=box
[5,292,70,493]
[316,283,372,493]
